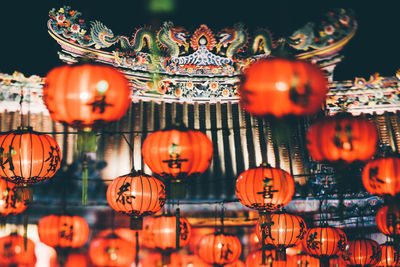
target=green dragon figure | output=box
[157,21,189,58]
[216,23,248,59]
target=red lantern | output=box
[256,212,307,260]
[236,165,295,212]
[142,124,213,182]
[306,114,378,163]
[89,233,134,267]
[106,172,166,228]
[377,242,399,267]
[64,252,89,267]
[38,214,89,248]
[342,239,381,266]
[0,233,36,266]
[197,233,242,266]
[362,157,400,196]
[0,127,61,185]
[0,178,31,217]
[44,63,131,129]
[225,259,245,267]
[238,58,328,117]
[287,254,320,266]
[189,227,215,253]
[149,214,191,251]
[376,204,400,237]
[245,250,287,267]
[303,227,347,266]
[142,216,157,249]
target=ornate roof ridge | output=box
[47,6,357,103]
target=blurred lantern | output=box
[189,227,215,253]
[303,226,347,267]
[38,214,89,248]
[362,157,400,197]
[0,127,61,185]
[142,123,213,198]
[197,232,242,266]
[43,63,131,130]
[0,178,31,218]
[106,171,166,229]
[142,216,157,249]
[342,239,381,266]
[329,257,347,267]
[306,114,378,163]
[376,204,400,237]
[245,250,287,267]
[139,253,210,267]
[148,214,191,264]
[376,242,399,267]
[287,253,319,266]
[225,259,245,267]
[98,227,139,243]
[89,233,134,267]
[255,212,307,261]
[64,252,89,267]
[235,164,295,213]
[238,58,328,117]
[0,233,36,266]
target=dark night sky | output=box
[0,0,398,81]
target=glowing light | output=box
[97,80,109,94]
[80,92,89,100]
[275,81,288,91]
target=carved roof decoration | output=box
[48,6,357,103]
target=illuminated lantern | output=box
[142,216,157,249]
[225,259,245,267]
[303,227,347,267]
[89,233,134,267]
[197,233,242,266]
[376,205,400,237]
[64,252,89,267]
[287,254,319,266]
[235,164,295,212]
[142,124,213,182]
[342,239,381,266]
[44,63,131,130]
[256,212,307,260]
[38,214,89,248]
[306,114,378,163]
[150,215,192,251]
[106,172,166,229]
[245,250,287,267]
[0,178,31,217]
[376,242,399,267]
[189,227,215,253]
[238,58,328,117]
[362,157,400,196]
[0,233,36,266]
[0,127,61,185]
[139,253,211,267]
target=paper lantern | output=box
[197,233,242,266]
[89,234,134,267]
[44,63,131,130]
[306,114,378,163]
[64,252,89,267]
[239,58,328,117]
[362,157,400,196]
[303,227,347,266]
[142,124,213,182]
[342,239,381,266]
[376,242,399,267]
[149,215,192,251]
[0,178,31,217]
[376,204,400,237]
[0,127,61,185]
[256,212,307,259]
[106,172,166,228]
[236,165,295,212]
[38,214,89,248]
[0,233,36,266]
[245,250,287,267]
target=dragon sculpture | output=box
[216,23,248,59]
[251,28,273,56]
[288,8,356,51]
[157,21,189,58]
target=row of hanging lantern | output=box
[1,53,399,266]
